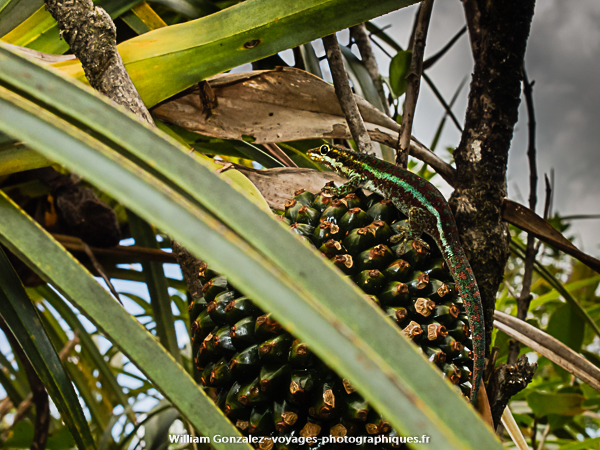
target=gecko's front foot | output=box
[389,222,430,261]
[320,187,338,198]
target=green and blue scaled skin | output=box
[307,144,485,406]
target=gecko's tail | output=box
[463,286,485,406]
[447,255,485,407]
[470,330,485,406]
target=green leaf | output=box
[0,247,96,450]
[511,240,600,339]
[0,194,248,450]
[0,142,51,176]
[547,303,584,353]
[3,420,34,447]
[557,437,600,450]
[0,357,26,406]
[340,44,385,111]
[389,50,412,97]
[47,426,77,450]
[37,284,134,421]
[298,42,323,78]
[127,211,181,361]
[1,6,67,54]
[0,75,459,449]
[530,274,600,310]
[64,360,109,430]
[104,0,420,106]
[366,21,403,52]
[2,0,140,54]
[527,391,586,417]
[0,0,43,37]
[0,46,502,448]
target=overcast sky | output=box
[364,1,600,258]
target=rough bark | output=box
[450,0,536,352]
[488,355,537,428]
[172,241,205,302]
[44,0,153,123]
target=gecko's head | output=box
[307,144,355,174]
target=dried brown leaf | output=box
[502,199,600,273]
[152,67,454,183]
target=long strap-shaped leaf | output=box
[0,84,463,450]
[127,212,181,361]
[0,248,96,450]
[37,285,135,422]
[0,194,248,449]
[0,45,501,447]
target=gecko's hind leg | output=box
[390,207,431,257]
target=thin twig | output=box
[81,241,124,306]
[407,4,421,51]
[560,214,600,221]
[322,34,373,154]
[368,35,394,58]
[502,280,519,301]
[536,423,550,450]
[53,233,176,263]
[365,24,464,133]
[423,26,467,70]
[423,73,463,132]
[497,321,600,391]
[350,23,390,116]
[531,417,538,449]
[535,173,553,254]
[8,336,80,430]
[396,0,434,168]
[11,338,79,432]
[509,72,538,364]
[0,397,11,422]
[524,72,538,216]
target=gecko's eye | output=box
[319,144,330,156]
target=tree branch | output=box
[396,0,434,168]
[509,71,538,365]
[322,34,373,154]
[449,0,536,367]
[44,0,153,124]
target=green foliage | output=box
[0,1,598,449]
[500,223,600,448]
[389,50,412,97]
